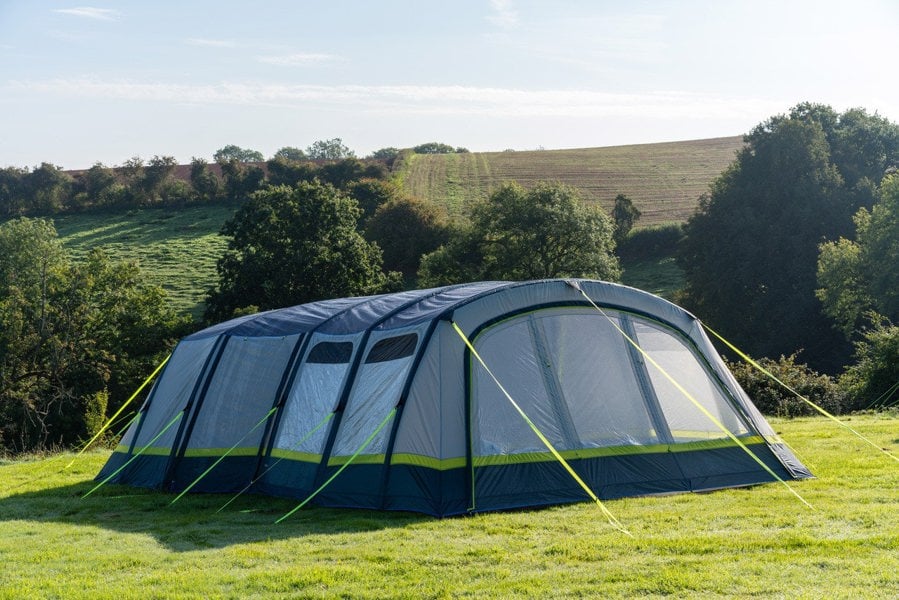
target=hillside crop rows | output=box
[399,136,744,224]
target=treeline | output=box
[0,138,471,218]
[0,156,385,218]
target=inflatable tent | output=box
[97,279,811,516]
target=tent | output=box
[97,279,811,516]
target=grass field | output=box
[397,136,743,224]
[1,414,896,599]
[53,205,237,319]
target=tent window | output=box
[331,332,419,457]
[307,341,353,364]
[365,333,418,363]
[269,338,356,469]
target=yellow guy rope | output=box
[575,290,814,510]
[702,324,899,464]
[451,321,632,537]
[65,353,172,470]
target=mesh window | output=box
[186,335,299,451]
[473,309,661,457]
[274,340,354,456]
[132,337,219,451]
[330,333,419,457]
[633,319,749,440]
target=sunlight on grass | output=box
[1,415,896,598]
[54,205,236,319]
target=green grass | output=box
[397,137,743,225]
[620,255,685,299]
[1,415,896,599]
[53,205,237,319]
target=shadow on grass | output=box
[0,479,429,552]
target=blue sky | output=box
[2,0,897,169]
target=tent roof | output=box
[185,279,696,340]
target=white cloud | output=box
[256,53,340,66]
[488,0,519,28]
[53,7,121,21]
[8,78,787,122]
[186,38,237,48]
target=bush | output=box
[727,354,847,417]
[618,223,684,262]
[839,322,899,411]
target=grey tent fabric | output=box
[98,279,812,515]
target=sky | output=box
[1,0,897,170]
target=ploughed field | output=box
[398,136,743,224]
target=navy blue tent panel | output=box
[98,279,811,516]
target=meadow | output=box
[397,136,743,224]
[53,205,236,319]
[1,414,896,599]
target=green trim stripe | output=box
[391,453,467,470]
[269,449,323,463]
[328,453,386,466]
[473,438,767,467]
[182,447,262,458]
[111,437,769,470]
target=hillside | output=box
[44,137,743,317]
[396,136,743,224]
[53,205,235,319]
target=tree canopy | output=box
[412,142,469,154]
[273,146,306,161]
[0,218,187,453]
[678,103,899,372]
[214,145,265,163]
[611,193,641,244]
[817,174,899,334]
[418,182,620,286]
[305,138,356,160]
[365,196,449,277]
[204,181,401,322]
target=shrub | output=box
[839,322,899,411]
[727,354,847,417]
[618,223,684,262]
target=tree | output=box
[0,218,185,453]
[213,144,264,163]
[273,146,306,161]
[418,182,620,286]
[365,196,449,277]
[317,158,383,188]
[0,166,27,217]
[412,142,456,154]
[25,163,73,214]
[368,147,400,161]
[205,181,401,322]
[678,104,899,372]
[219,159,265,202]
[345,178,404,225]
[266,156,318,187]
[189,157,222,203]
[611,193,641,244]
[817,174,899,334]
[82,163,119,206]
[305,138,355,160]
[140,155,178,204]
